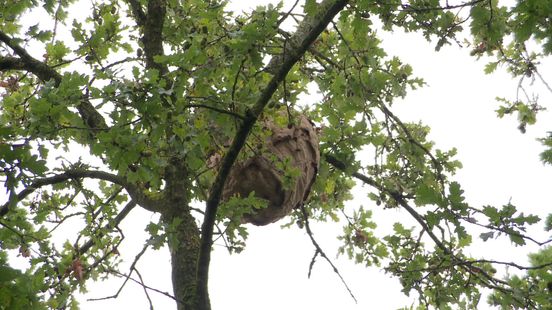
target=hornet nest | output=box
[222,115,320,226]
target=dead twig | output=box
[300,204,357,303]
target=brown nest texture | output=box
[223,115,320,226]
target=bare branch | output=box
[87,242,149,302]
[276,0,301,27]
[89,241,183,307]
[308,249,319,278]
[109,269,178,301]
[196,1,350,308]
[134,268,154,310]
[300,205,357,303]
[534,68,552,95]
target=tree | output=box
[1,0,552,309]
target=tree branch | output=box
[126,0,147,27]
[0,168,162,217]
[88,241,149,302]
[0,32,56,81]
[196,1,349,308]
[397,0,487,12]
[0,56,25,71]
[325,153,467,256]
[0,31,107,130]
[93,268,179,303]
[78,200,137,255]
[185,103,245,120]
[324,154,525,304]
[300,204,357,303]
[136,0,167,74]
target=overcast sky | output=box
[4,1,552,309]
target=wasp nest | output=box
[223,115,320,226]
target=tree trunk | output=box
[162,163,206,310]
[163,209,201,310]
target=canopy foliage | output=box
[1,0,552,309]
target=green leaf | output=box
[448,182,465,205]
[482,206,499,222]
[458,234,472,247]
[484,61,499,74]
[545,214,552,231]
[509,234,526,246]
[415,184,442,206]
[0,265,20,282]
[539,149,552,165]
[45,40,70,62]
[480,231,494,241]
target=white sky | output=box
[4,1,552,309]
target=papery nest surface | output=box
[223,115,320,225]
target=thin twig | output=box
[87,241,150,302]
[134,268,154,310]
[277,0,301,26]
[300,204,357,303]
[461,216,552,246]
[78,200,137,255]
[113,269,178,301]
[1,169,127,217]
[185,104,245,120]
[396,0,486,12]
[534,69,552,94]
[308,249,319,279]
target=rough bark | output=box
[161,162,201,310]
[126,2,201,309]
[163,210,200,310]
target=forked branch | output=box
[300,204,357,303]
